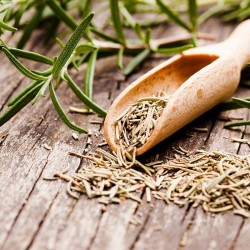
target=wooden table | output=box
[0,16,250,250]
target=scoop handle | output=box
[222,19,250,69]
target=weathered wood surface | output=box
[0,17,250,250]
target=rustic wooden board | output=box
[0,17,250,250]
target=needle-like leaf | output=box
[218,97,250,111]
[64,72,106,117]
[0,20,17,31]
[117,47,124,69]
[9,80,42,106]
[82,0,91,18]
[188,0,197,32]
[1,47,47,81]
[84,49,97,99]
[231,97,250,109]
[47,0,77,30]
[32,76,53,104]
[0,82,43,126]
[49,81,88,133]
[75,43,96,54]
[225,120,250,128]
[156,44,194,54]
[156,0,192,32]
[90,27,120,43]
[52,12,94,77]
[17,5,44,49]
[109,0,126,46]
[9,48,53,64]
[124,49,151,76]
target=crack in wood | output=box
[0,151,52,249]
[0,133,9,146]
[25,190,61,250]
[129,211,151,250]
[178,209,197,250]
[86,213,105,250]
[0,78,23,112]
[228,219,245,250]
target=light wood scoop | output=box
[104,20,250,156]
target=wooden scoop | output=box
[104,20,250,156]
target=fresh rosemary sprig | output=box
[0,0,249,132]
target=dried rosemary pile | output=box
[54,147,250,218]
[115,93,169,156]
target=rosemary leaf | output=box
[188,0,197,32]
[32,76,53,104]
[109,0,126,46]
[117,47,124,69]
[49,82,87,134]
[90,27,120,44]
[13,1,29,28]
[9,48,53,65]
[218,97,250,111]
[1,47,47,81]
[82,0,91,18]
[52,12,94,77]
[0,82,43,126]
[75,43,96,54]
[156,0,192,32]
[46,0,77,30]
[156,44,194,54]
[17,5,45,49]
[9,80,42,106]
[0,20,17,32]
[225,120,250,128]
[124,49,151,76]
[198,5,226,25]
[119,3,145,41]
[84,49,98,99]
[231,97,250,109]
[64,72,106,117]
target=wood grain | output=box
[0,16,249,250]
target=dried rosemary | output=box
[115,93,169,152]
[55,146,250,218]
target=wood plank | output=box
[0,13,249,250]
[179,88,249,250]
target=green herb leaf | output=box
[90,27,120,44]
[9,80,42,106]
[17,5,45,49]
[156,44,194,54]
[117,47,124,69]
[224,120,250,128]
[188,0,197,32]
[64,72,106,117]
[218,97,250,111]
[124,49,151,76]
[84,49,97,99]
[156,0,192,32]
[109,0,126,45]
[82,0,91,18]
[49,82,88,133]
[33,76,53,104]
[0,20,17,32]
[231,97,250,109]
[9,48,53,64]
[75,43,96,54]
[47,0,77,30]
[52,12,94,77]
[13,1,29,28]
[1,47,47,81]
[0,82,43,126]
